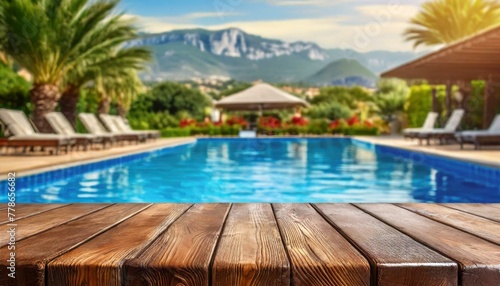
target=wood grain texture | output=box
[0,204,150,286]
[0,204,66,224]
[47,204,191,286]
[124,203,231,286]
[314,204,457,286]
[357,204,500,286]
[0,204,109,247]
[400,204,500,245]
[273,204,370,286]
[443,204,500,222]
[212,204,290,286]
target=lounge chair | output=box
[78,113,141,145]
[0,108,73,155]
[403,112,438,139]
[111,115,160,140]
[417,109,465,145]
[99,114,148,143]
[45,112,111,150]
[456,114,500,150]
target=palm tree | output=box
[61,47,151,127]
[404,0,500,48]
[95,69,145,116]
[1,0,142,132]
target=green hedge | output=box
[161,125,241,138]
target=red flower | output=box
[258,116,281,129]
[329,119,341,129]
[290,115,309,126]
[346,116,359,126]
[363,120,373,127]
[226,116,248,127]
[180,119,196,128]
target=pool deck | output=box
[354,136,500,168]
[1,203,500,285]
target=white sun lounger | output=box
[456,114,500,149]
[111,115,160,139]
[417,109,465,145]
[0,108,73,154]
[403,112,438,139]
[79,113,143,144]
[99,114,148,142]
[45,112,111,150]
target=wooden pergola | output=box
[382,25,500,128]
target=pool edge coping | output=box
[0,138,197,180]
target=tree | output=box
[374,79,410,123]
[0,64,31,113]
[94,69,145,116]
[1,0,143,132]
[61,47,150,126]
[405,0,500,48]
[130,82,211,120]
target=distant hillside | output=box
[304,59,378,87]
[130,28,419,86]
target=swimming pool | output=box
[1,138,499,203]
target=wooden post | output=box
[431,87,438,113]
[445,82,452,118]
[483,80,496,129]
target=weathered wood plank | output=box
[443,204,500,222]
[357,204,500,286]
[47,204,191,286]
[0,204,150,286]
[400,204,500,245]
[314,204,457,286]
[273,204,370,286]
[0,204,109,247]
[124,203,231,286]
[0,204,66,224]
[212,204,290,286]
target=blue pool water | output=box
[1,138,499,203]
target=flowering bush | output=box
[288,115,309,126]
[258,116,281,129]
[179,118,196,128]
[226,116,248,128]
[346,115,359,126]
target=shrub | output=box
[0,64,31,113]
[344,125,380,136]
[306,103,352,121]
[307,119,330,134]
[161,128,191,137]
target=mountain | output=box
[305,59,378,87]
[130,28,420,85]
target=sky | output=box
[119,0,429,52]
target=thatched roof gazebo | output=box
[215,83,309,112]
[381,25,500,128]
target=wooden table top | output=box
[1,203,500,286]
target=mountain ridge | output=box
[131,28,420,85]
